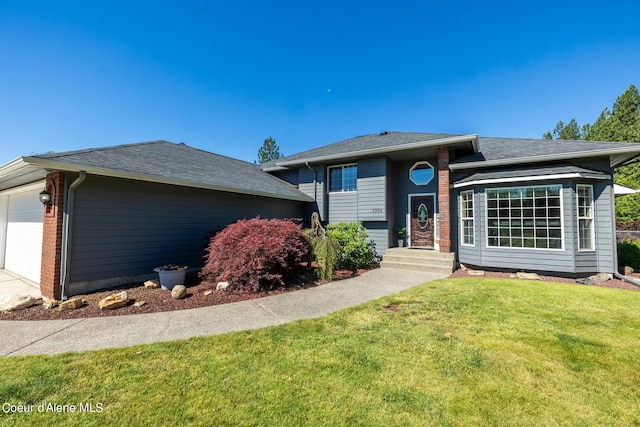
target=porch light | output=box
[39,189,52,205]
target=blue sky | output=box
[1,1,639,164]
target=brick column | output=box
[437,147,451,253]
[40,172,65,300]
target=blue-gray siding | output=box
[356,158,387,221]
[68,175,303,294]
[299,166,326,221]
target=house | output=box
[0,141,312,300]
[261,132,640,275]
[1,132,640,300]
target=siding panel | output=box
[363,221,389,256]
[328,192,358,223]
[69,176,303,290]
[357,158,387,221]
[299,166,325,221]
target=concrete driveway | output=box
[0,270,41,298]
[0,268,447,357]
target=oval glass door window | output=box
[417,203,429,229]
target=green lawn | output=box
[1,278,639,426]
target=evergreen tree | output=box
[256,136,283,164]
[544,84,640,222]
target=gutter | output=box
[60,171,86,300]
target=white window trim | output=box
[327,163,357,193]
[460,190,475,247]
[576,184,595,252]
[409,161,435,186]
[484,184,565,252]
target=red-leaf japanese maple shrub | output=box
[200,217,309,292]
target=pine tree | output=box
[256,136,283,164]
[544,84,640,222]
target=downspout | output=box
[305,162,317,201]
[60,171,86,300]
[609,176,640,288]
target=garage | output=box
[1,182,44,284]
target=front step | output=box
[380,248,456,275]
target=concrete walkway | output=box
[0,268,447,357]
[0,270,41,298]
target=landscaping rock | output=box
[513,272,540,280]
[171,285,187,299]
[144,279,160,289]
[133,300,146,307]
[99,291,130,310]
[0,295,40,312]
[43,300,59,309]
[58,298,85,310]
[624,266,634,276]
[216,281,230,291]
[204,290,213,296]
[577,273,612,286]
[468,269,485,276]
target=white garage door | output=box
[4,188,44,283]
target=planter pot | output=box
[158,270,186,291]
[397,239,405,247]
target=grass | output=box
[1,278,639,426]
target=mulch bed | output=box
[449,269,640,292]
[3,267,638,321]
[0,269,366,321]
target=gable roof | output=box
[451,137,640,170]
[1,141,313,201]
[262,132,640,172]
[261,132,478,170]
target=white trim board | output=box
[452,173,609,189]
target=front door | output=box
[410,194,435,248]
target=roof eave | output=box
[0,157,32,175]
[22,157,314,203]
[450,146,640,171]
[452,172,610,189]
[275,134,479,167]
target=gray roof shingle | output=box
[453,137,640,167]
[261,131,470,168]
[29,141,312,201]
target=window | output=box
[486,185,563,250]
[409,161,434,185]
[328,164,357,192]
[460,191,474,246]
[577,184,594,251]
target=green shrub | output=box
[326,222,375,270]
[618,239,640,271]
[305,230,339,281]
